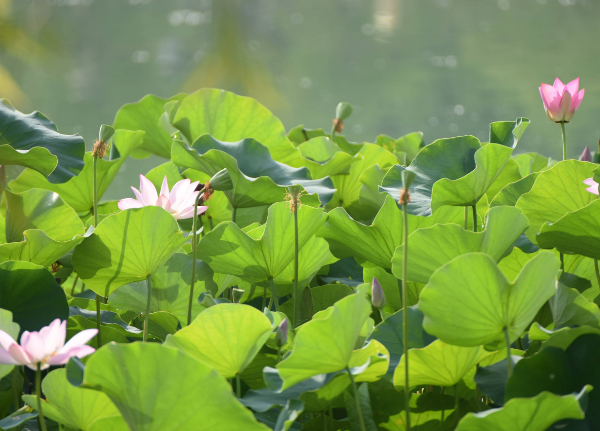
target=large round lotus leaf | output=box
[392,206,528,284]
[298,136,362,179]
[537,200,600,260]
[9,130,144,218]
[108,253,215,325]
[393,340,494,389]
[277,287,372,390]
[164,304,273,378]
[318,194,464,270]
[172,88,301,167]
[516,160,596,243]
[23,369,125,430]
[198,202,327,283]
[490,172,539,208]
[455,388,589,431]
[171,136,334,207]
[83,343,269,431]
[113,93,186,159]
[72,206,188,297]
[4,188,84,243]
[0,261,68,332]
[0,98,85,183]
[419,251,559,346]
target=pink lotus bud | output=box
[580,146,592,162]
[371,277,386,309]
[539,78,585,123]
[583,178,599,195]
[275,318,288,347]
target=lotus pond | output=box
[0,82,599,431]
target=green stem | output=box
[440,387,445,423]
[198,214,205,237]
[454,384,460,427]
[331,125,337,142]
[472,205,477,233]
[232,206,237,223]
[561,122,567,161]
[463,206,468,230]
[268,277,280,312]
[36,364,48,431]
[11,367,21,411]
[70,275,79,297]
[293,200,300,328]
[594,260,600,289]
[277,346,282,362]
[346,367,366,431]
[379,309,386,323]
[560,253,564,271]
[504,327,513,377]
[236,374,241,398]
[402,201,411,431]
[262,286,267,311]
[208,216,214,231]
[188,194,202,326]
[143,275,152,342]
[92,155,103,349]
[95,295,102,347]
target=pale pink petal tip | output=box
[583,178,597,186]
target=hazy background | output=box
[1,0,598,199]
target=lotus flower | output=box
[0,319,97,370]
[539,78,585,123]
[371,277,386,309]
[584,178,599,195]
[118,175,208,220]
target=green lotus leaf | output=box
[172,136,333,207]
[108,253,215,325]
[516,160,596,243]
[344,383,378,431]
[0,309,19,379]
[4,188,84,243]
[172,88,301,167]
[391,131,425,165]
[392,206,528,284]
[318,194,464,269]
[113,93,186,159]
[164,304,273,379]
[0,229,88,268]
[485,159,522,202]
[549,280,600,329]
[537,200,600,260]
[23,369,124,430]
[325,143,398,222]
[298,136,362,179]
[82,343,269,431]
[72,206,188,297]
[368,306,436,378]
[0,99,85,183]
[0,261,68,332]
[9,130,144,218]
[273,236,337,287]
[287,125,363,156]
[277,286,372,390]
[455,387,589,431]
[197,202,327,283]
[67,315,129,347]
[273,399,304,431]
[419,251,560,346]
[489,172,539,208]
[393,340,494,389]
[513,152,556,176]
[88,415,130,431]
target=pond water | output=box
[2,0,598,199]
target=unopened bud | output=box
[580,146,592,162]
[275,318,288,347]
[209,169,233,191]
[371,277,386,309]
[335,102,353,121]
[98,125,115,144]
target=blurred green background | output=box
[1,0,598,199]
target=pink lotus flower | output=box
[0,319,97,370]
[118,175,208,220]
[539,78,585,123]
[584,178,599,195]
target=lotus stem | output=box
[268,277,280,312]
[92,155,103,348]
[208,216,214,231]
[232,206,237,223]
[402,200,411,431]
[595,260,600,290]
[262,286,267,311]
[472,205,477,233]
[236,374,241,398]
[561,121,567,161]
[143,274,152,342]
[292,187,300,328]
[95,295,102,347]
[454,384,459,427]
[504,327,512,377]
[70,275,79,297]
[464,207,468,230]
[188,193,202,326]
[277,346,282,362]
[11,367,21,410]
[36,363,48,431]
[346,367,366,431]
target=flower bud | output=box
[335,102,353,121]
[274,318,288,347]
[209,168,233,191]
[371,277,386,309]
[99,124,115,144]
[580,146,592,162]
